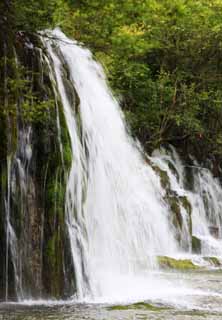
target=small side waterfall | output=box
[192,166,222,255]
[5,125,36,300]
[5,156,12,301]
[1,37,75,301]
[152,146,222,256]
[151,146,194,252]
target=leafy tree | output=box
[56,0,222,162]
[1,0,222,163]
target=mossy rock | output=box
[108,302,170,312]
[179,196,192,216]
[158,256,199,270]
[166,196,182,229]
[203,257,221,267]
[168,161,180,182]
[179,196,192,234]
[192,236,201,254]
[151,165,170,190]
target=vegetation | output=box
[158,256,199,270]
[1,0,222,165]
[56,0,222,164]
[203,257,221,267]
[158,255,222,269]
[108,302,170,312]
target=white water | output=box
[14,126,33,300]
[5,155,22,301]
[5,155,11,301]
[44,29,178,301]
[192,166,222,256]
[152,146,222,257]
[151,146,192,252]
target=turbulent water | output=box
[2,270,222,320]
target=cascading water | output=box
[151,146,193,252]
[5,155,12,301]
[151,146,222,257]
[43,29,178,302]
[192,166,222,256]
[5,125,35,300]
[5,154,23,301]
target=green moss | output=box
[166,196,182,229]
[45,229,64,297]
[63,142,72,169]
[203,257,221,267]
[158,256,199,270]
[179,196,192,234]
[47,173,65,209]
[153,166,170,190]
[57,100,72,170]
[192,236,201,254]
[179,196,192,216]
[46,234,56,264]
[168,161,179,182]
[108,302,170,312]
[1,167,7,189]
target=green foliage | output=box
[56,0,222,161]
[3,0,222,162]
[12,0,57,32]
[0,56,55,125]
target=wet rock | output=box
[192,236,201,253]
[209,226,219,239]
[203,256,221,267]
[157,256,199,270]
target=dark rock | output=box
[209,226,219,239]
[192,236,201,254]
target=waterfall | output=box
[151,146,193,252]
[44,29,178,301]
[3,28,222,303]
[5,155,21,301]
[192,166,222,255]
[5,155,11,301]
[152,146,222,257]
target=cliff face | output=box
[0,27,75,301]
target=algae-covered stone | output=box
[203,257,221,267]
[192,236,201,253]
[152,165,170,190]
[166,196,182,229]
[157,256,199,270]
[108,302,170,312]
[179,196,192,216]
[168,161,180,182]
